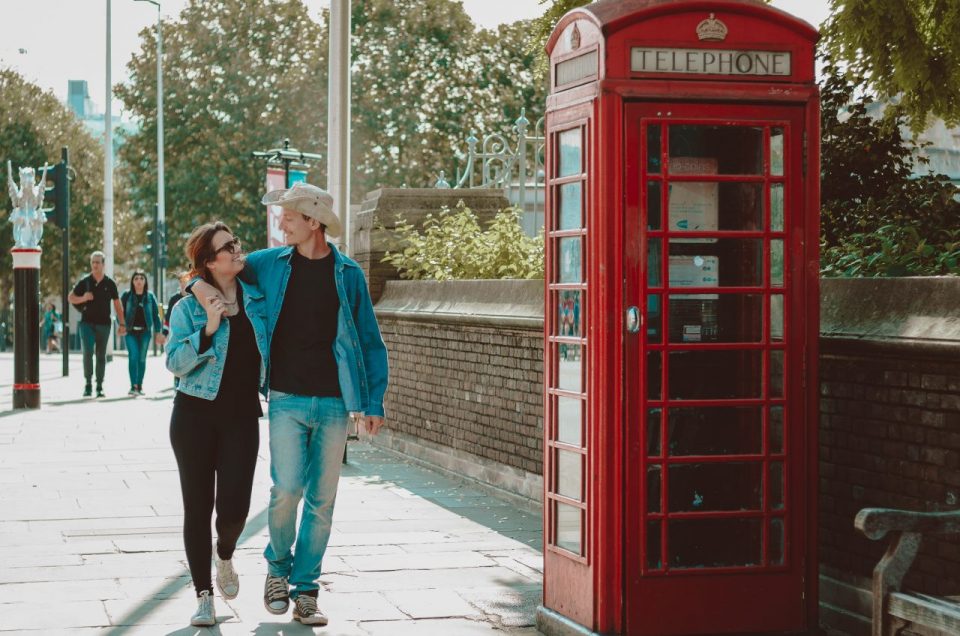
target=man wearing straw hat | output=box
[191,181,388,625]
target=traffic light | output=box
[41,161,69,229]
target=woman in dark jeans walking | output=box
[121,270,163,395]
[166,222,269,626]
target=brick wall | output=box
[818,278,960,599]
[379,319,544,476]
[374,279,544,497]
[820,346,960,597]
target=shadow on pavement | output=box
[103,508,269,635]
[341,445,543,552]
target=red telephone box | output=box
[540,2,820,635]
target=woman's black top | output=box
[131,294,147,332]
[174,289,262,418]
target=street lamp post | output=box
[135,0,165,302]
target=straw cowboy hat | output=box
[261,182,342,237]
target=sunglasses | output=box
[215,238,242,255]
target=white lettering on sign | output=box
[631,48,791,76]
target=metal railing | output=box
[436,109,545,236]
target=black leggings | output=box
[170,401,259,594]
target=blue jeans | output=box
[264,392,348,596]
[125,331,150,387]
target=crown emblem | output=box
[570,23,582,50]
[696,13,728,41]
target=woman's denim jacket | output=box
[165,279,269,400]
[121,290,162,335]
[242,244,389,417]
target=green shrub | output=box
[382,201,544,280]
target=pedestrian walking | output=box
[121,270,164,396]
[67,251,125,398]
[191,182,388,626]
[40,302,61,353]
[166,223,269,627]
[163,274,189,341]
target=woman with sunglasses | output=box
[166,222,269,626]
[121,270,164,395]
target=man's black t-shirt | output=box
[72,275,119,326]
[269,250,341,397]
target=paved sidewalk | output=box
[0,352,543,635]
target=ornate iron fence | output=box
[436,109,545,236]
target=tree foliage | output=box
[0,69,143,313]
[819,55,960,277]
[350,0,546,196]
[382,202,544,280]
[119,0,546,271]
[117,0,329,274]
[823,0,960,131]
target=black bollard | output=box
[12,248,41,409]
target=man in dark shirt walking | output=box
[68,251,126,397]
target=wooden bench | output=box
[855,507,960,636]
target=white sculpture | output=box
[6,161,48,248]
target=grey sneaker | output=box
[190,590,216,627]
[292,594,328,626]
[263,574,289,615]
[214,552,239,600]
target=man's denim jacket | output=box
[166,279,269,400]
[243,244,389,418]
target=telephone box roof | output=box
[547,0,819,55]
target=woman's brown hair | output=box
[184,222,232,284]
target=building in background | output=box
[65,79,138,153]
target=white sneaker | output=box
[292,594,328,626]
[215,552,239,600]
[190,590,216,627]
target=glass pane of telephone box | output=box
[769,406,784,454]
[770,128,785,176]
[668,462,762,512]
[559,129,582,177]
[647,181,662,230]
[668,350,763,400]
[770,183,785,232]
[555,502,582,555]
[647,125,662,174]
[667,182,762,232]
[647,408,662,456]
[647,520,663,569]
[669,518,762,569]
[556,449,582,501]
[647,465,662,513]
[770,518,785,565]
[557,344,583,393]
[557,396,582,447]
[668,407,763,456]
[557,290,582,338]
[668,125,763,175]
[559,182,582,231]
[668,294,763,343]
[558,237,582,283]
[668,241,763,288]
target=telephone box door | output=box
[624,101,811,635]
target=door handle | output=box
[626,306,642,334]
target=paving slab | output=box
[0,353,544,634]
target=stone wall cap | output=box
[821,276,960,343]
[375,279,544,325]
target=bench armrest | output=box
[855,508,960,541]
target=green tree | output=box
[819,56,960,276]
[350,0,547,197]
[117,0,329,273]
[0,69,143,315]
[823,0,960,131]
